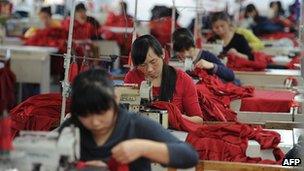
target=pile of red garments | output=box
[193,69,254,121]
[23,27,67,52]
[0,62,16,110]
[9,93,70,139]
[151,101,284,164]
[240,90,297,113]
[100,12,133,58]
[227,51,273,71]
[286,56,300,69]
[149,16,180,47]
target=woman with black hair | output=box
[243,4,284,35]
[207,12,255,61]
[269,1,285,19]
[61,3,99,40]
[124,35,203,124]
[172,28,235,82]
[60,68,199,170]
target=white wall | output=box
[122,0,296,27]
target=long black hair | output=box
[39,6,52,16]
[71,68,118,118]
[172,28,195,52]
[131,35,177,102]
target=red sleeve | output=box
[180,72,203,117]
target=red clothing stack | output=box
[240,90,296,113]
[227,51,273,71]
[152,101,284,164]
[193,69,254,121]
[24,27,67,52]
[9,93,70,139]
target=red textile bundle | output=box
[240,90,296,113]
[108,157,129,171]
[149,16,180,47]
[227,51,273,71]
[193,69,254,121]
[24,27,67,52]
[0,64,16,110]
[286,56,300,69]
[0,116,12,151]
[68,62,79,83]
[9,93,70,139]
[152,101,284,164]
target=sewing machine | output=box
[202,43,224,56]
[11,126,80,171]
[116,81,168,129]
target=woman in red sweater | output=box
[124,35,203,124]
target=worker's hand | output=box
[85,160,107,167]
[195,59,214,69]
[227,48,238,55]
[111,139,144,164]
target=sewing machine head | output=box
[12,126,80,171]
[116,81,153,112]
[116,82,168,128]
[202,42,223,56]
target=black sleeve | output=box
[133,115,199,168]
[200,51,235,82]
[234,34,255,61]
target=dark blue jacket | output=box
[197,50,235,82]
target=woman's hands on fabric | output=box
[195,59,214,69]
[111,139,144,164]
[85,160,107,167]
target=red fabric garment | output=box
[286,56,300,69]
[124,68,202,117]
[108,157,129,171]
[227,51,273,71]
[151,101,201,132]
[79,59,90,73]
[0,116,12,151]
[100,12,133,57]
[0,63,16,110]
[240,90,296,113]
[151,101,284,164]
[68,61,79,83]
[9,93,70,139]
[149,17,180,47]
[193,69,254,121]
[62,18,95,40]
[24,27,67,52]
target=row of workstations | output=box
[1,40,303,171]
[166,43,304,170]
